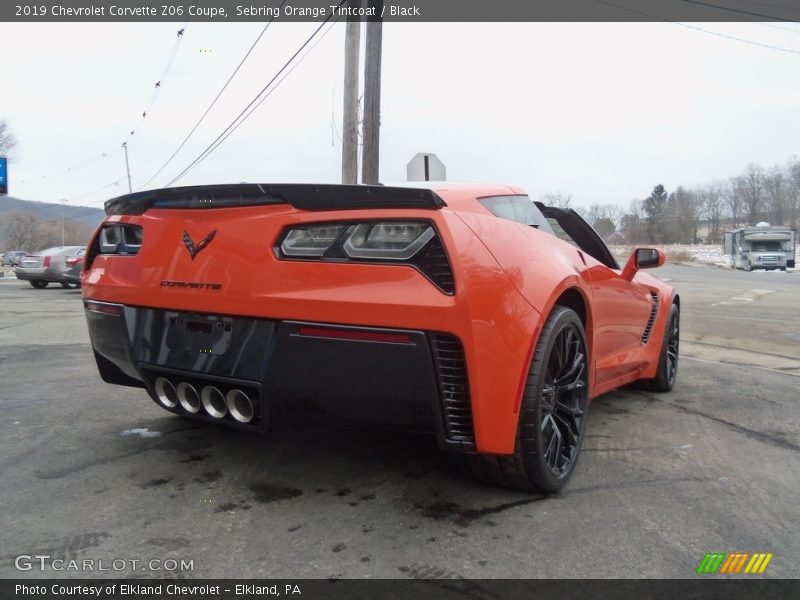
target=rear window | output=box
[478,195,554,234]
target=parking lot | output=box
[0,263,798,579]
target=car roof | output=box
[37,246,84,255]
[386,182,528,210]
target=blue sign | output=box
[0,157,7,196]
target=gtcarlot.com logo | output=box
[14,554,194,572]
[696,552,773,574]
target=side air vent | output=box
[430,333,474,446]
[641,292,660,345]
[412,236,455,295]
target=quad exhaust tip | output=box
[154,377,178,408]
[201,385,227,419]
[176,382,201,414]
[226,389,255,424]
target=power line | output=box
[16,26,189,192]
[164,5,345,188]
[674,0,795,21]
[674,22,800,55]
[123,24,189,144]
[168,19,341,187]
[17,148,117,185]
[594,0,800,56]
[723,0,800,12]
[138,4,287,191]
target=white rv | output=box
[723,223,796,271]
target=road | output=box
[0,264,798,579]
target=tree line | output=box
[1,211,94,252]
[541,158,800,245]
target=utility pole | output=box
[341,1,362,185]
[361,3,383,185]
[60,199,67,246]
[122,142,132,193]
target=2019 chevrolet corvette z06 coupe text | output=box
[82,183,679,493]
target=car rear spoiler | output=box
[104,184,447,215]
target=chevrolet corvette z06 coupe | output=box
[82,183,679,492]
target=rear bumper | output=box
[15,267,64,282]
[14,267,45,281]
[85,301,476,451]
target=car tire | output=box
[459,306,589,493]
[30,280,49,289]
[60,281,80,289]
[641,303,679,393]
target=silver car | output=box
[2,251,27,267]
[14,246,85,289]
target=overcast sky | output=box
[2,21,799,209]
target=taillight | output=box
[85,223,143,269]
[279,221,434,260]
[43,256,51,268]
[280,224,347,257]
[275,220,455,294]
[99,223,142,254]
[343,222,435,260]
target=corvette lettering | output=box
[160,281,222,290]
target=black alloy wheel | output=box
[539,321,588,478]
[459,306,589,493]
[643,302,680,393]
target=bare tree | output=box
[699,182,725,243]
[722,179,742,228]
[584,203,624,241]
[1,212,39,250]
[735,163,765,225]
[763,166,788,226]
[787,157,800,230]
[621,199,645,244]
[1,212,93,251]
[668,187,701,244]
[538,192,572,209]
[0,120,18,159]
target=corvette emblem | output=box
[182,229,216,260]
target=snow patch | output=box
[120,427,161,438]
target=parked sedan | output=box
[59,248,85,288]
[15,246,84,288]
[1,251,26,267]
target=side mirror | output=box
[621,247,665,281]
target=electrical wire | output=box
[674,0,796,20]
[723,0,800,10]
[594,0,800,56]
[164,4,345,188]
[137,4,287,191]
[122,23,189,144]
[17,148,117,185]
[168,18,342,186]
[15,26,189,193]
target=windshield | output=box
[752,242,782,252]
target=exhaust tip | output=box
[154,377,178,408]
[201,386,227,418]
[177,382,201,414]
[226,389,255,424]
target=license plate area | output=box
[167,314,232,356]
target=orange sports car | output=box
[82,183,679,493]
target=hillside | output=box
[0,196,105,230]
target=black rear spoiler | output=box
[104,184,446,215]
